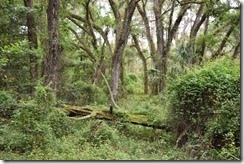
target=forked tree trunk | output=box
[188,4,206,65]
[136,1,158,94]
[109,0,140,102]
[136,2,157,64]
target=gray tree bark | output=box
[109,0,140,102]
[132,34,149,94]
[153,0,165,94]
[45,0,60,90]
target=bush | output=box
[3,101,54,153]
[167,57,240,156]
[1,85,74,153]
[124,73,143,95]
[34,85,56,108]
[48,109,74,138]
[63,81,107,106]
[0,91,16,118]
[85,121,119,145]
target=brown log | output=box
[61,105,171,131]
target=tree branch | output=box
[68,27,96,63]
[167,4,191,50]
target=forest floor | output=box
[0,94,191,160]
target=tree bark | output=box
[136,2,157,64]
[153,0,165,94]
[212,24,237,59]
[68,27,96,63]
[167,3,191,50]
[232,41,240,59]
[45,0,60,90]
[24,0,38,94]
[199,15,209,63]
[188,4,206,65]
[132,34,149,94]
[84,0,98,50]
[63,104,171,131]
[136,1,157,94]
[109,0,140,102]
[69,13,112,54]
[137,0,190,94]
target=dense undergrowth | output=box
[167,57,240,160]
[0,57,240,160]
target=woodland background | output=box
[0,0,240,160]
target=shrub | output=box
[0,91,16,118]
[1,85,74,153]
[3,101,53,153]
[167,57,240,155]
[86,121,119,145]
[34,85,56,108]
[124,73,143,95]
[63,81,107,106]
[125,73,139,83]
[48,108,74,138]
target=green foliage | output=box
[0,91,16,119]
[48,109,74,138]
[125,72,139,82]
[85,121,120,145]
[167,57,240,158]
[3,102,54,153]
[0,40,44,93]
[0,40,43,59]
[118,94,170,126]
[34,85,56,108]
[63,81,107,106]
[0,85,73,153]
[1,118,187,160]
[124,73,143,95]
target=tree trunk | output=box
[153,0,165,94]
[165,2,190,87]
[199,15,209,64]
[132,34,149,94]
[136,2,157,64]
[109,0,139,102]
[24,0,38,94]
[188,4,206,65]
[137,1,160,94]
[232,41,240,59]
[45,0,60,90]
[212,24,236,59]
[62,104,171,131]
[92,41,106,85]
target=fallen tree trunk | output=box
[61,104,171,131]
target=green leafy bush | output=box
[124,73,143,94]
[168,57,240,156]
[48,109,74,138]
[0,91,16,118]
[34,85,56,108]
[1,85,73,153]
[63,81,107,106]
[3,101,53,152]
[85,121,119,145]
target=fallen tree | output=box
[61,104,171,131]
